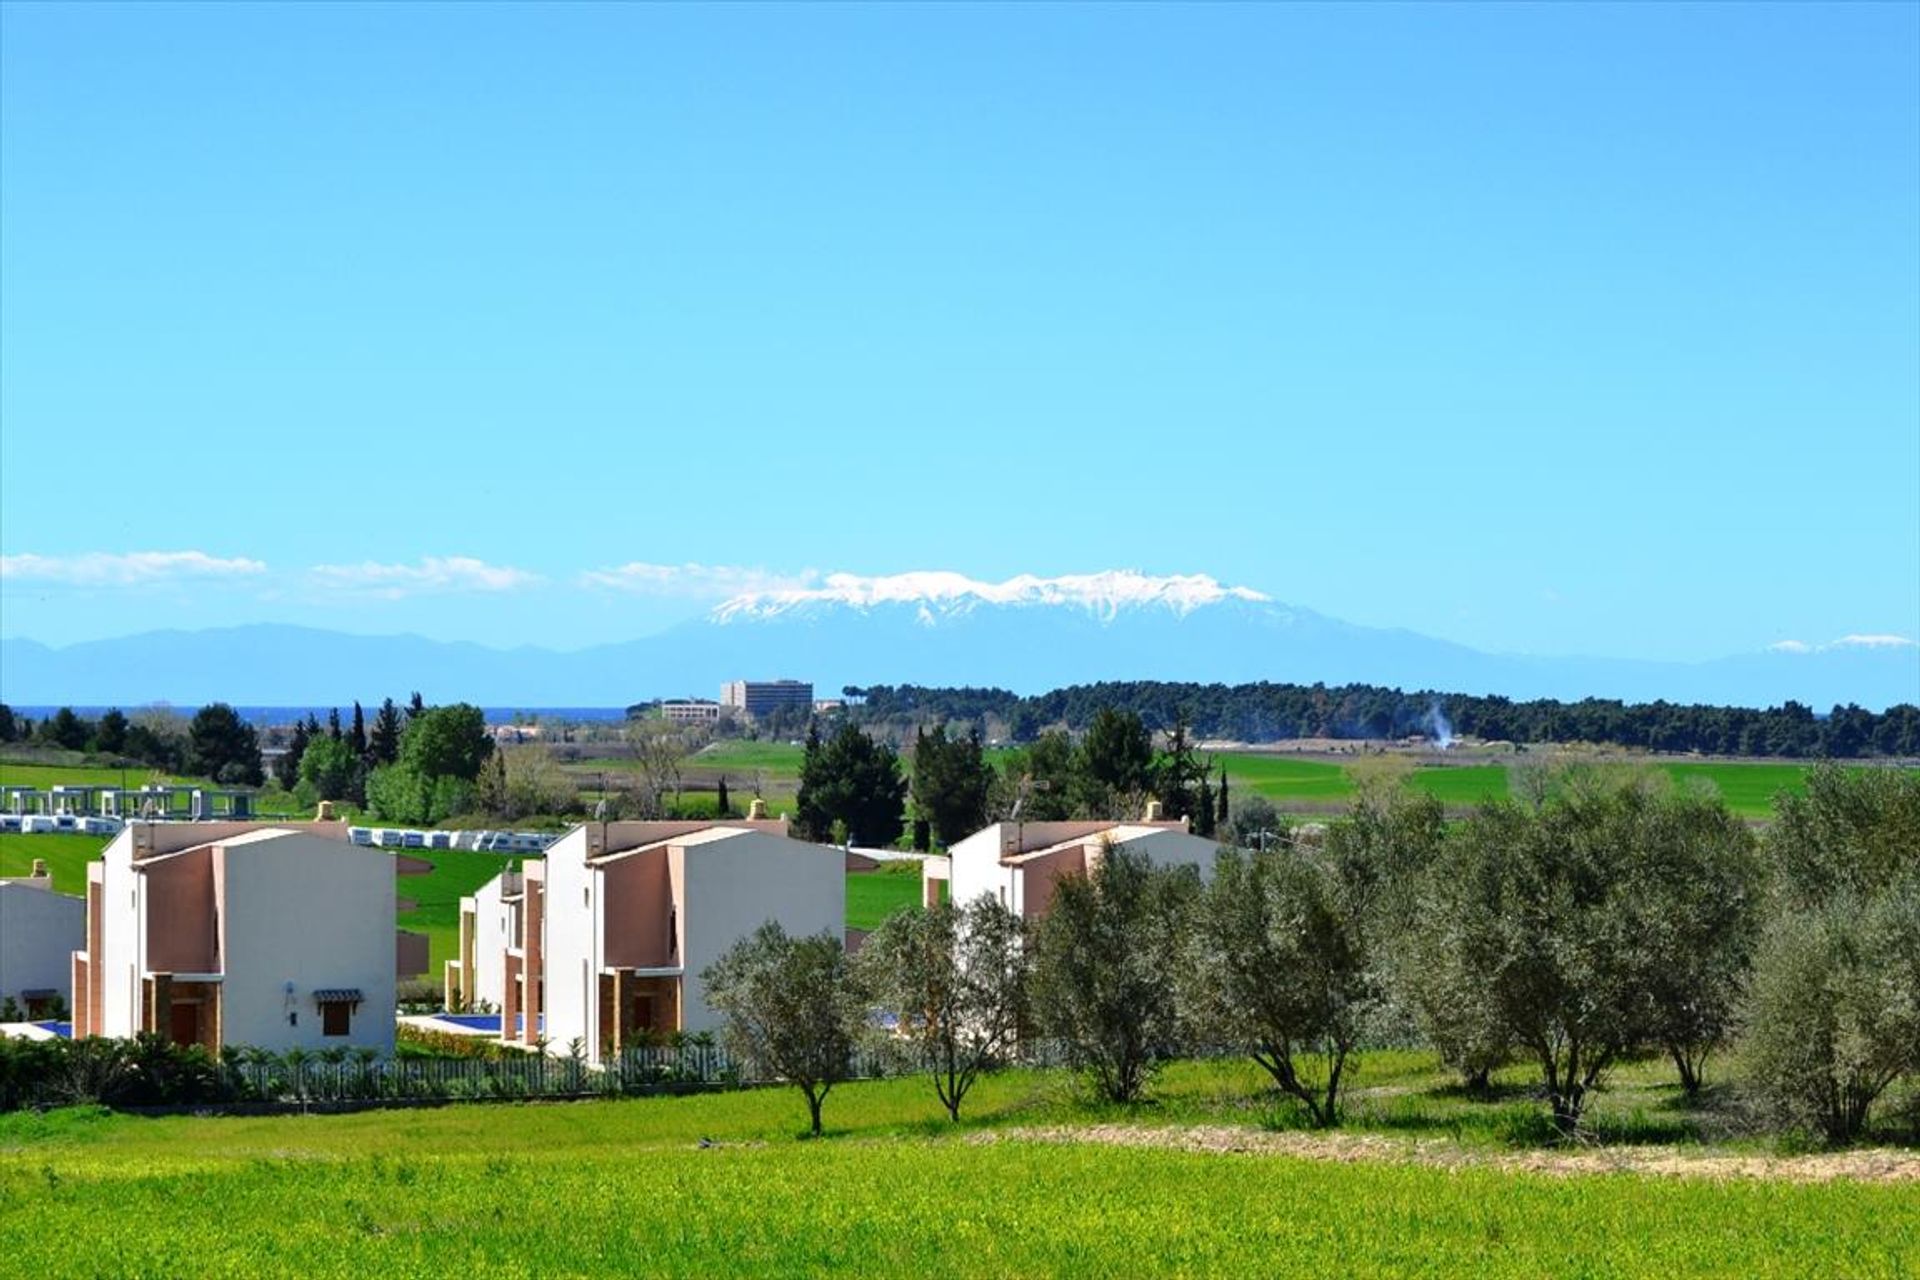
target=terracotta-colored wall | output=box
[602,848,674,969]
[396,930,429,978]
[145,847,217,973]
[1020,844,1090,920]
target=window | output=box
[321,1001,351,1036]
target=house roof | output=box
[593,824,763,863]
[997,823,1173,865]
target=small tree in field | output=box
[1418,773,1690,1137]
[703,923,866,1137]
[1033,845,1198,1104]
[1748,766,1920,1141]
[1192,845,1374,1126]
[860,896,1030,1121]
[1744,889,1920,1143]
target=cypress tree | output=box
[716,775,731,819]
[349,701,368,758]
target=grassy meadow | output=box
[1,1055,1912,1278]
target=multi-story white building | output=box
[451,817,844,1063]
[71,823,428,1053]
[930,815,1219,921]
[0,864,84,1018]
[719,679,814,721]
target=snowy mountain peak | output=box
[709,570,1271,624]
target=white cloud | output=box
[712,569,1271,622]
[0,550,268,585]
[308,556,542,599]
[1768,634,1916,655]
[580,562,820,598]
[1833,634,1918,650]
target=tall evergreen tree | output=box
[349,701,368,758]
[407,691,426,721]
[327,708,343,741]
[911,722,995,846]
[1216,768,1231,827]
[795,721,907,847]
[369,698,403,765]
[716,775,731,819]
[277,717,311,790]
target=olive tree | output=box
[1033,845,1198,1104]
[1627,787,1762,1097]
[860,896,1030,1121]
[1744,887,1920,1143]
[1417,773,1692,1136]
[1191,845,1374,1126]
[1748,766,1920,1141]
[703,922,867,1136]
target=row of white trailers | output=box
[346,826,555,853]
[0,813,123,835]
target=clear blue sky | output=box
[3,2,1916,660]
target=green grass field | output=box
[0,832,106,894]
[397,851,522,976]
[0,760,197,790]
[0,1057,1910,1278]
[1214,755,1917,820]
[846,862,927,931]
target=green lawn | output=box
[846,861,928,931]
[0,833,109,894]
[0,1057,1910,1278]
[1214,754,1916,820]
[396,851,523,977]
[0,760,199,790]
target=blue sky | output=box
[2,2,1915,662]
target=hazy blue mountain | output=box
[2,574,1913,711]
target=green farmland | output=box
[1214,755,1915,820]
[1,1057,1911,1278]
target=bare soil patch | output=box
[967,1123,1920,1184]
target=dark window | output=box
[321,1001,351,1036]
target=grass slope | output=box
[0,1060,1910,1278]
[0,833,108,894]
[846,862,927,931]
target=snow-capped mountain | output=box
[1,570,1914,709]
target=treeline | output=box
[0,702,264,785]
[847,682,1920,758]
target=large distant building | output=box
[720,679,814,721]
[660,700,722,725]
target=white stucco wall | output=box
[947,825,1016,912]
[540,832,593,1054]
[1109,828,1220,881]
[679,831,844,1033]
[217,832,396,1052]
[468,873,514,1012]
[97,834,140,1038]
[0,882,84,1006]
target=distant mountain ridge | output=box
[1,571,1914,709]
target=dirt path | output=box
[965,1123,1920,1184]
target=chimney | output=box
[747,798,768,821]
[1144,799,1163,822]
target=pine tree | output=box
[277,718,311,790]
[327,708,343,741]
[369,698,403,765]
[349,701,368,758]
[407,692,426,721]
